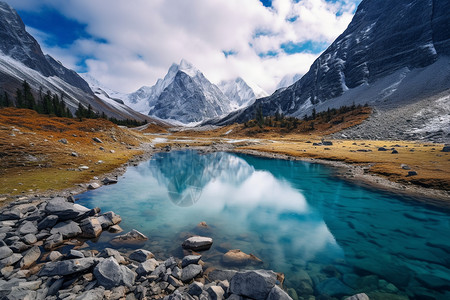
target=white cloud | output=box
[6,0,360,94]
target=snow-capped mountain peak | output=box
[218,77,268,109]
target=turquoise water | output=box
[77,150,450,299]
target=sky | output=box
[6,0,362,94]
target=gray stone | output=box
[79,217,102,238]
[93,137,103,143]
[10,241,30,253]
[98,211,122,229]
[267,286,293,300]
[58,138,68,144]
[0,253,22,268]
[67,249,84,259]
[0,210,21,221]
[50,221,81,239]
[207,269,237,282]
[110,229,147,246]
[207,286,225,300]
[164,256,177,268]
[102,177,118,185]
[315,278,353,297]
[188,282,204,296]
[181,264,203,282]
[48,251,63,261]
[3,289,37,300]
[45,198,86,220]
[18,221,38,235]
[93,257,136,289]
[97,248,126,264]
[345,293,370,300]
[75,287,105,300]
[0,246,13,260]
[407,171,418,176]
[129,249,154,262]
[43,233,63,250]
[229,270,277,300]
[136,258,159,277]
[109,225,123,233]
[182,255,202,267]
[168,275,183,288]
[37,215,58,230]
[19,246,41,268]
[182,236,213,251]
[22,233,37,245]
[135,285,147,300]
[442,146,450,152]
[88,183,101,190]
[39,258,97,276]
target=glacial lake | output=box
[77,150,450,299]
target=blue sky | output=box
[7,0,361,93]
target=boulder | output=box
[102,177,118,185]
[407,171,418,176]
[75,287,105,300]
[442,146,450,152]
[0,253,22,268]
[79,217,102,238]
[18,221,38,235]
[0,246,13,260]
[22,233,37,245]
[182,255,202,267]
[45,198,84,220]
[88,183,101,190]
[207,286,225,300]
[97,248,126,264]
[136,258,159,277]
[315,278,353,297]
[182,236,213,251]
[222,249,263,266]
[110,229,148,246]
[188,282,204,296]
[19,246,41,268]
[206,269,238,282]
[67,249,85,259]
[229,270,278,300]
[93,257,136,289]
[98,211,122,229]
[181,264,203,282]
[37,215,58,230]
[345,293,370,300]
[39,258,97,276]
[50,220,82,239]
[129,249,154,262]
[267,286,293,300]
[49,251,63,261]
[43,233,64,250]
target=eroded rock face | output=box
[182,236,213,251]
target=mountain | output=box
[0,1,152,122]
[123,59,232,124]
[276,73,302,90]
[212,0,450,142]
[217,77,268,109]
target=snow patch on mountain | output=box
[276,73,302,90]
[218,77,268,110]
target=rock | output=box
[98,211,122,229]
[45,198,84,220]
[315,278,353,297]
[93,257,136,289]
[182,236,213,251]
[79,165,90,170]
[442,146,450,152]
[188,282,204,296]
[181,264,203,282]
[229,270,277,300]
[22,233,37,245]
[58,138,68,144]
[93,137,103,143]
[136,258,159,277]
[267,286,293,300]
[79,217,102,238]
[102,177,118,185]
[345,293,370,300]
[19,246,41,268]
[110,229,148,246]
[50,220,82,239]
[400,164,411,170]
[97,248,126,264]
[109,225,123,233]
[206,269,237,282]
[378,147,387,151]
[71,152,78,157]
[0,246,13,260]
[391,149,398,154]
[18,221,38,235]
[37,215,58,230]
[43,233,63,250]
[75,287,105,300]
[207,286,225,300]
[88,183,101,190]
[39,258,97,276]
[49,251,63,261]
[407,171,418,176]
[67,249,85,259]
[0,253,22,268]
[10,241,30,253]
[129,249,154,262]
[222,249,262,266]
[182,255,202,267]
[322,141,333,146]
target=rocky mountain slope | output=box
[212,0,450,142]
[217,77,268,110]
[0,1,152,122]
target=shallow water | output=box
[77,150,450,299]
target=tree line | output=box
[0,80,147,127]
